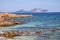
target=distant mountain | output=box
[15,8,48,13]
[30,8,48,12]
[0,12,1,13]
[16,9,26,12]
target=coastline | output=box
[0,12,33,27]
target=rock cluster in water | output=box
[0,30,41,38]
[0,29,60,38]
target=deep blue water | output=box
[14,12,60,28]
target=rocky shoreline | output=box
[0,12,32,27]
[0,21,23,27]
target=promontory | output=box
[0,12,33,27]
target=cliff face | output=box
[0,12,32,27]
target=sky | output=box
[0,0,60,12]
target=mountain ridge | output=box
[15,8,48,13]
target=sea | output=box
[0,12,60,40]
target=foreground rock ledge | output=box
[0,30,41,38]
[0,12,33,27]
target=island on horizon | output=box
[15,8,48,13]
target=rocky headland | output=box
[0,12,33,27]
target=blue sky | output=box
[0,0,60,12]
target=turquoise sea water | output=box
[0,12,60,40]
